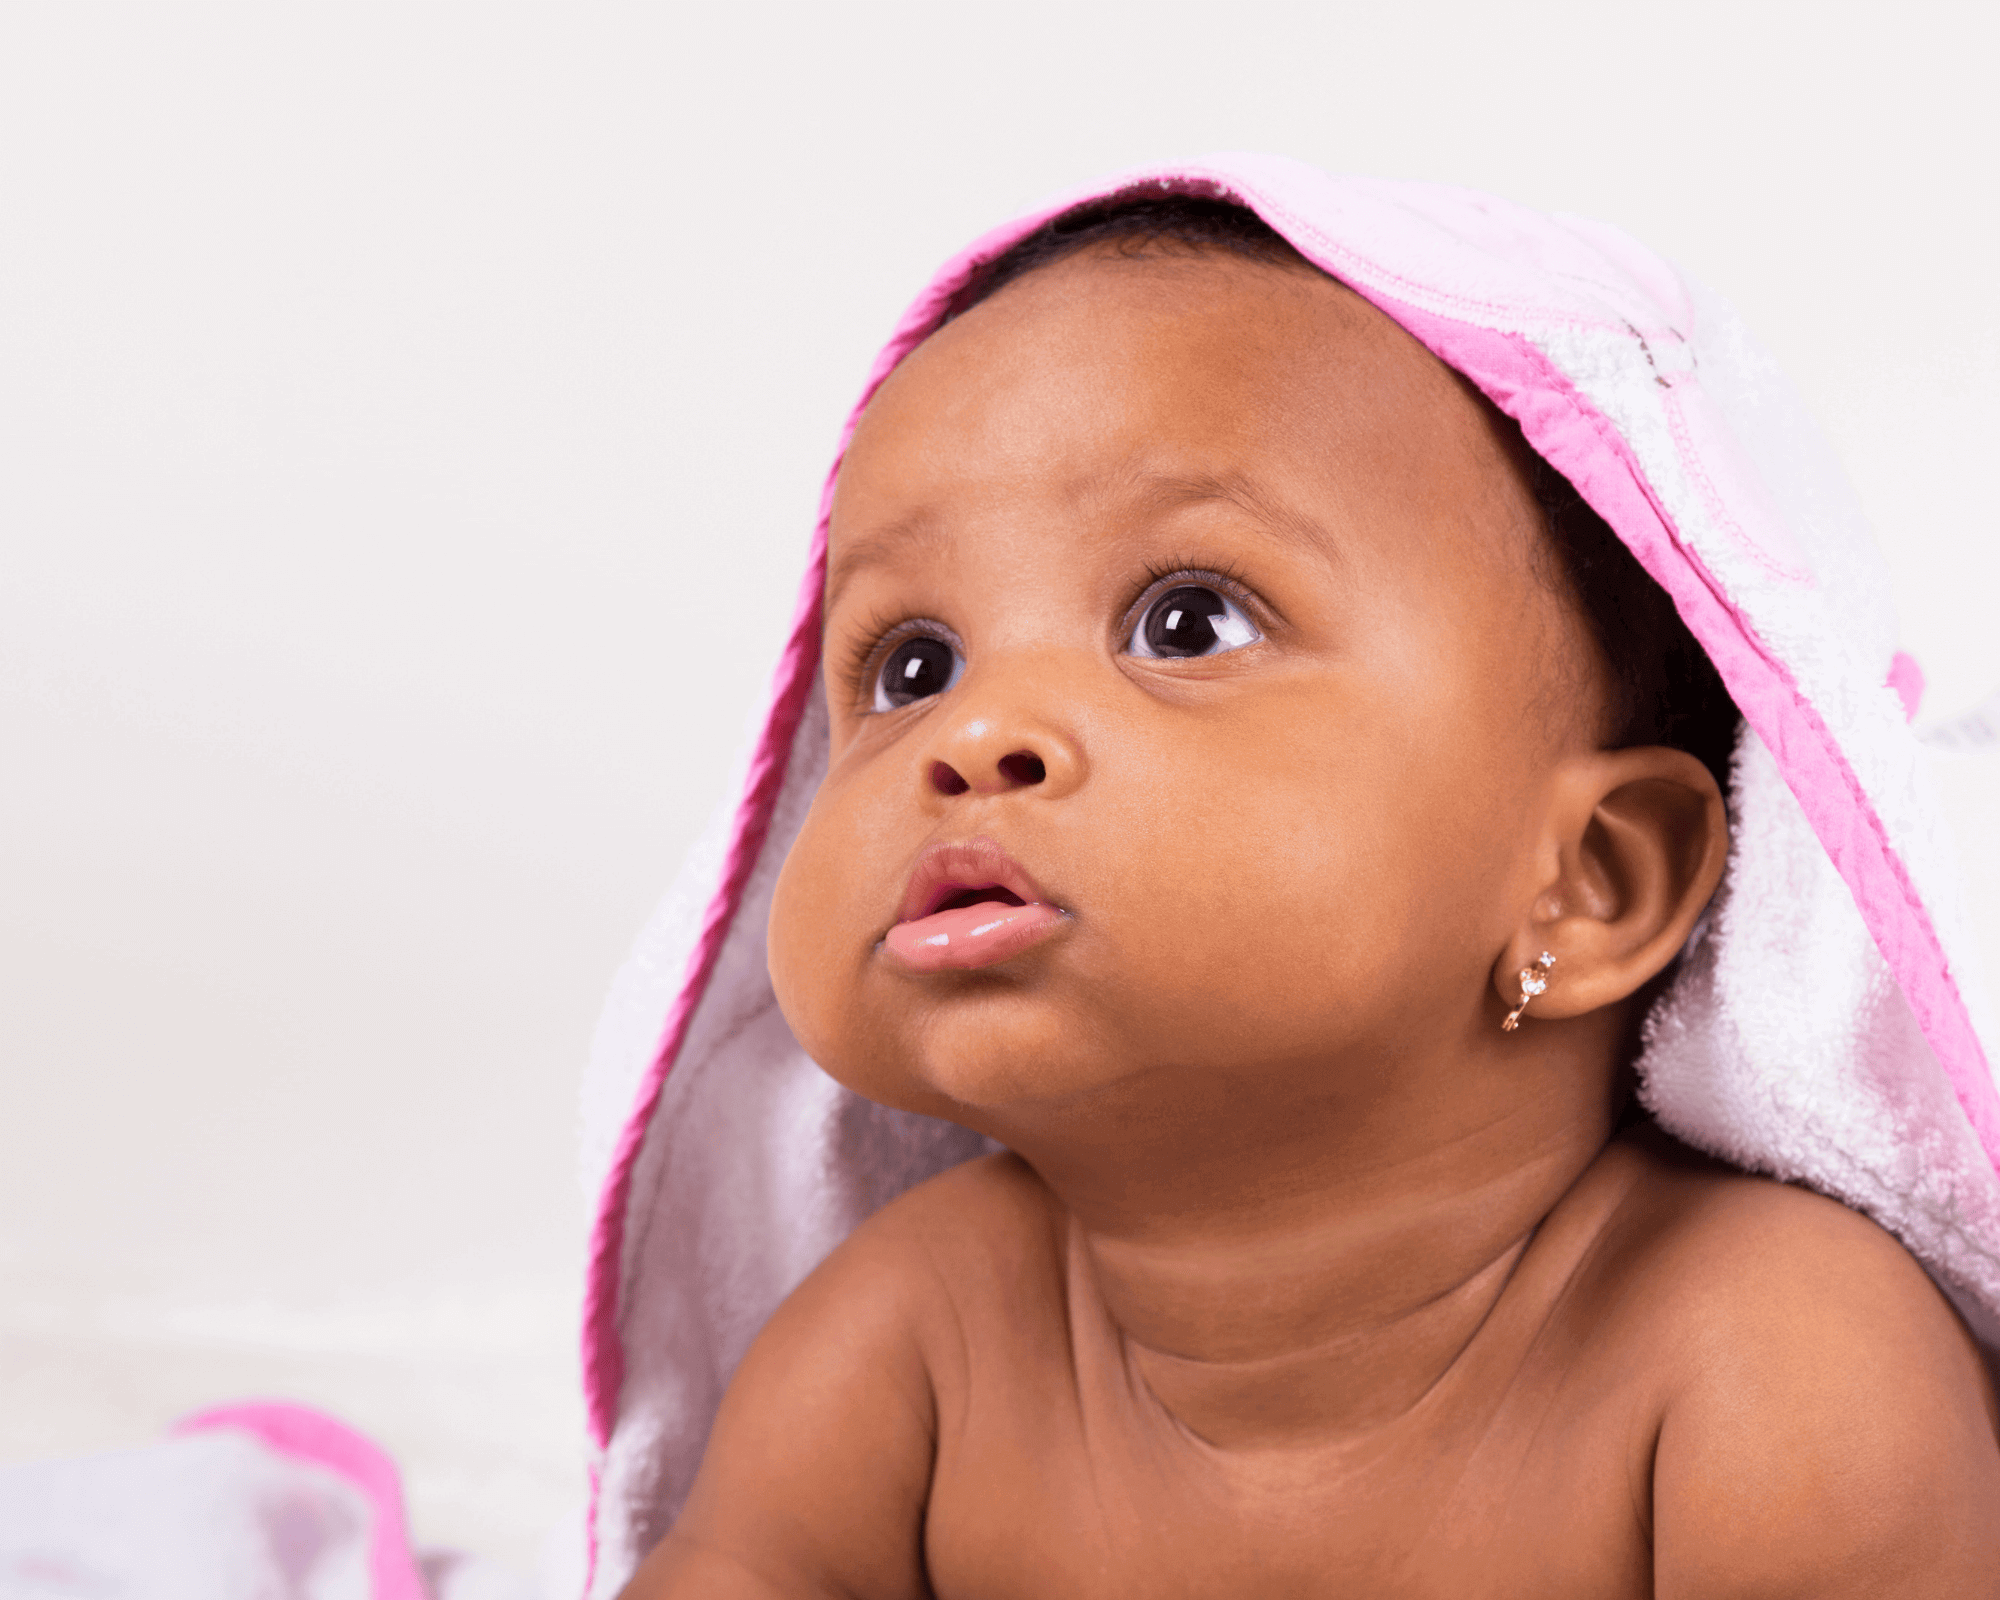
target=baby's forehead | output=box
[885,246,1423,409]
[837,248,1544,569]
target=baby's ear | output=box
[1495,747,1729,1022]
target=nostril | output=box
[930,761,970,796]
[998,751,1046,787]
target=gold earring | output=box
[1502,952,1555,1032]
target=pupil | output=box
[882,636,954,705]
[1145,586,1225,656]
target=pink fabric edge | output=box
[173,1401,425,1600]
[576,156,2000,1581]
[1890,650,1926,723]
[580,1459,601,1597]
[576,555,826,1451]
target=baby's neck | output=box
[1069,1150,1591,1450]
[1001,1038,1628,1451]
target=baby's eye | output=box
[871,634,963,711]
[1126,585,1261,659]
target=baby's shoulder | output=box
[845,1148,1066,1300]
[828,1152,1072,1328]
[1577,1129,2000,1593]
[1584,1128,1988,1372]
[873,1144,1062,1231]
[626,1154,1061,1599]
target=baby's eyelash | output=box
[834,612,951,700]
[1128,557,1260,614]
[1141,555,1252,589]
[831,607,907,692]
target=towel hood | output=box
[572,154,2000,1597]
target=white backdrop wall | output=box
[3,0,1996,1578]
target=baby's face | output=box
[770,248,1593,1132]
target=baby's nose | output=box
[931,750,1045,796]
[919,696,1082,803]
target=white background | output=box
[3,0,1997,1580]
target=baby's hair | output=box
[946,194,1742,797]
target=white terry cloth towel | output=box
[0,1402,545,1600]
[575,152,2000,1596]
[0,1405,414,1600]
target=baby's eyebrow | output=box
[824,468,1341,613]
[1125,468,1346,571]
[825,514,945,613]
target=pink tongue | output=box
[884,900,1042,962]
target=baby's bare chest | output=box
[919,1332,1656,1600]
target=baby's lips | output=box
[882,899,1069,974]
[895,835,1054,926]
[881,835,1070,974]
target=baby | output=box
[614,192,2000,1595]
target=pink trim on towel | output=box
[1889,651,1926,722]
[173,1402,424,1600]
[580,1458,601,1598]
[579,552,827,1454]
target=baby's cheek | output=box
[768,804,855,1070]
[1090,710,1490,1051]
[768,780,929,1104]
[1105,790,1368,1035]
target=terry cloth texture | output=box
[0,1405,424,1600]
[575,153,2000,1597]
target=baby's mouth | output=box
[930,884,1028,915]
[884,839,1069,974]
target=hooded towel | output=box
[574,153,2000,1597]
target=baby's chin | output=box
[791,981,1141,1127]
